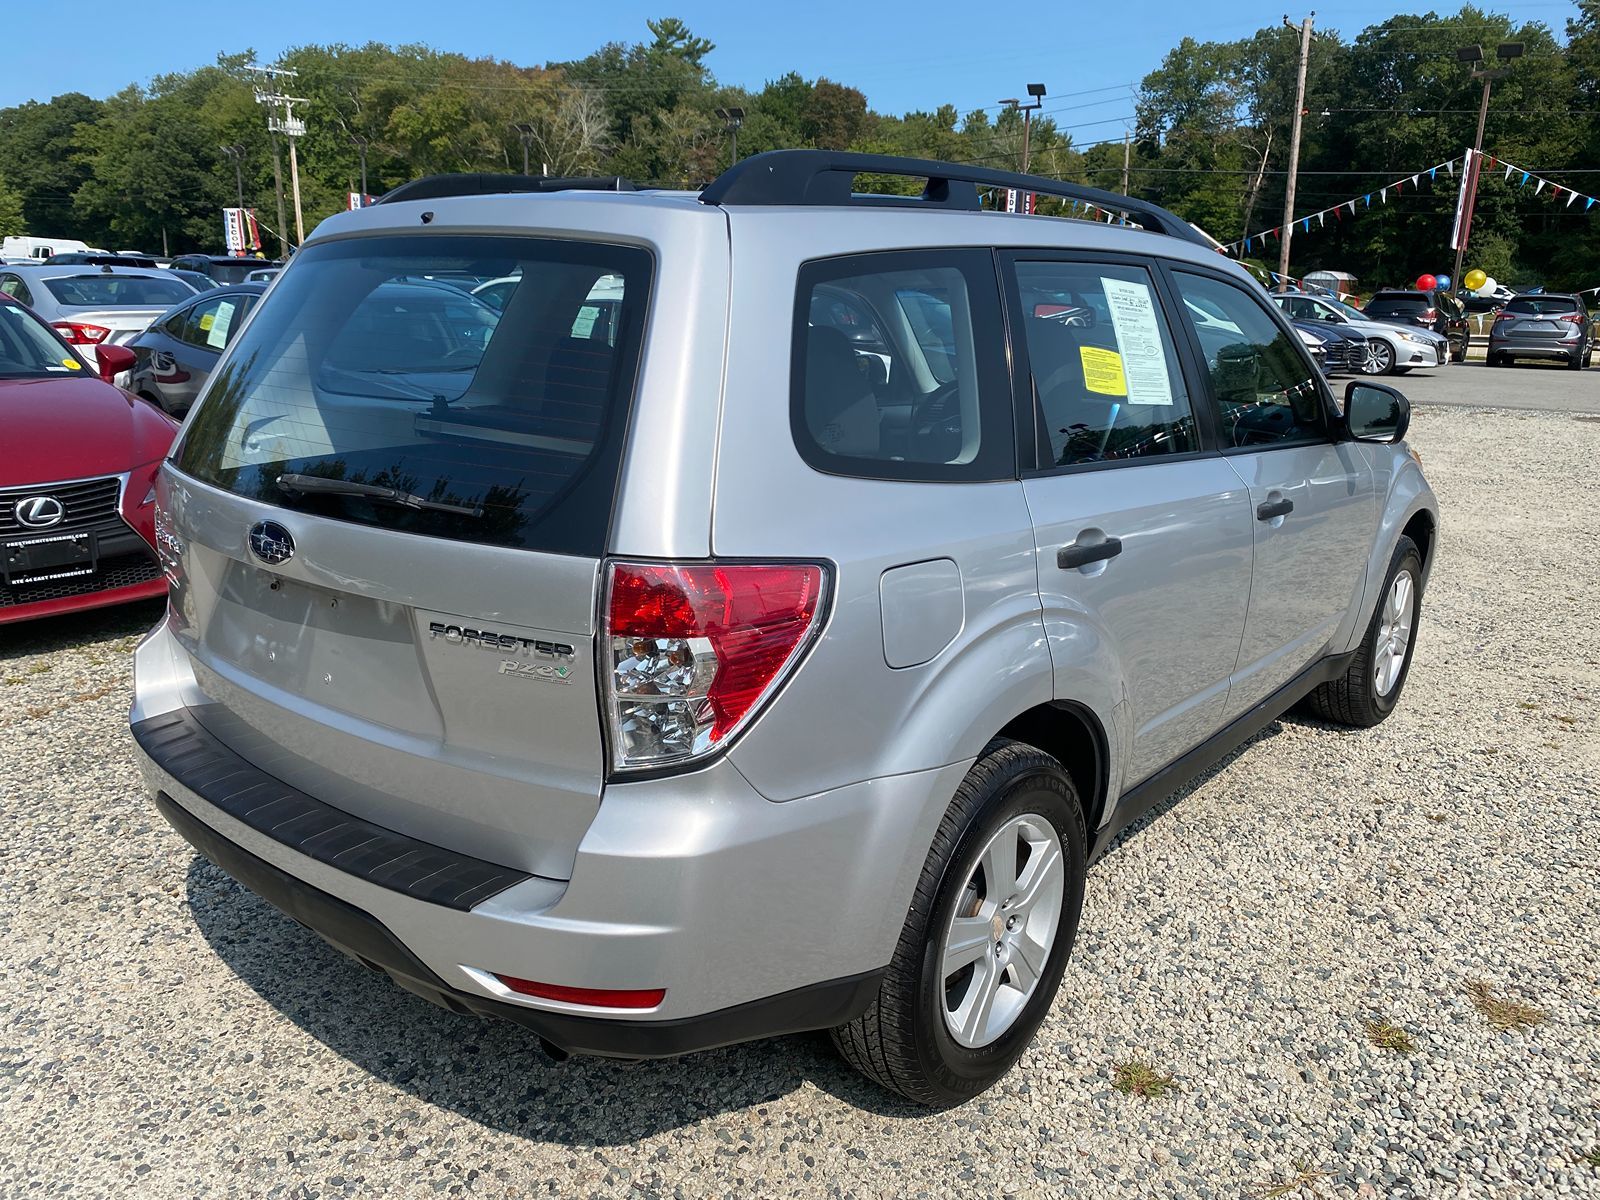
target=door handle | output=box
[1256,497,1294,521]
[1057,536,1123,570]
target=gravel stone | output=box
[0,403,1597,1198]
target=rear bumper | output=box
[132,619,956,1053]
[153,789,882,1058]
[1488,336,1581,359]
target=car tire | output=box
[830,739,1087,1107]
[1302,535,1423,729]
[1368,340,1395,375]
[1568,352,1584,371]
[1451,339,1468,363]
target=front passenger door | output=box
[1169,270,1378,713]
[1004,255,1254,784]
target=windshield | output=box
[43,274,194,307]
[0,302,88,378]
[1365,294,1427,312]
[175,234,653,556]
[1505,297,1579,315]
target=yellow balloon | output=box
[1464,269,1487,292]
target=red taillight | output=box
[1420,309,1437,323]
[50,321,111,345]
[493,975,666,1009]
[604,560,828,770]
[1559,311,1584,324]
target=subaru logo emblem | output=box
[248,520,295,566]
[15,495,65,528]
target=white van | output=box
[1,235,94,262]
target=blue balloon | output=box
[1436,273,1452,288]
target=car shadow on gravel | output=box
[184,859,934,1140]
[0,599,162,660]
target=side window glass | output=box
[179,299,223,348]
[0,278,18,297]
[794,251,1011,481]
[1011,261,1198,467]
[1172,272,1327,449]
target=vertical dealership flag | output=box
[1450,147,1479,252]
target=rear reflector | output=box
[603,560,828,771]
[493,975,666,1009]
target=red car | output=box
[1,295,175,624]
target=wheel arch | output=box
[993,700,1111,840]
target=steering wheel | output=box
[911,379,963,446]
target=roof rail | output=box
[375,173,637,205]
[699,150,1209,248]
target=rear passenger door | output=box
[1167,269,1377,713]
[1001,253,1255,785]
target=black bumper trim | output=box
[133,707,531,910]
[155,791,885,1058]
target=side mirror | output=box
[94,343,137,386]
[1344,380,1410,443]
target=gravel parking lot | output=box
[2,385,1597,1199]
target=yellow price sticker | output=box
[1079,346,1126,396]
[63,358,82,370]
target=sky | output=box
[1,0,1580,142]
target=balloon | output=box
[1416,273,1438,291]
[1435,273,1451,289]
[1464,268,1487,291]
[1479,276,1498,296]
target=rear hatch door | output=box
[162,232,655,880]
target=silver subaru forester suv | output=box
[131,152,1437,1106]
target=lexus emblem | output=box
[247,520,295,566]
[15,496,65,529]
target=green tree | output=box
[0,174,25,239]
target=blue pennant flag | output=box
[1520,172,1530,186]
[1589,198,1596,211]
[1429,167,1437,180]
[1364,194,1372,207]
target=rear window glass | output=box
[175,234,652,556]
[1505,297,1579,315]
[203,261,262,285]
[43,274,194,307]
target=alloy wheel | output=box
[940,813,1066,1049]
[1374,569,1416,697]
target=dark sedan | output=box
[126,283,266,415]
[1488,293,1594,369]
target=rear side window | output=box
[1366,293,1426,312]
[1009,260,1198,468]
[176,234,652,556]
[793,249,1012,481]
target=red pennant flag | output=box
[1487,155,1497,168]
[1332,206,1342,221]
[1395,179,1403,194]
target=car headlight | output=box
[1396,330,1424,343]
[1297,329,1325,347]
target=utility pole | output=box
[247,65,309,252]
[1276,12,1314,291]
[1121,128,1131,195]
[268,131,289,256]
[1450,41,1523,296]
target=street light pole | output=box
[714,107,745,166]
[220,144,246,211]
[1000,84,1047,174]
[1276,12,1314,292]
[511,123,534,176]
[349,134,369,201]
[1450,42,1522,297]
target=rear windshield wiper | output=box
[276,473,484,518]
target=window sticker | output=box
[62,358,82,370]
[1078,345,1127,395]
[207,301,236,349]
[1101,277,1174,406]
